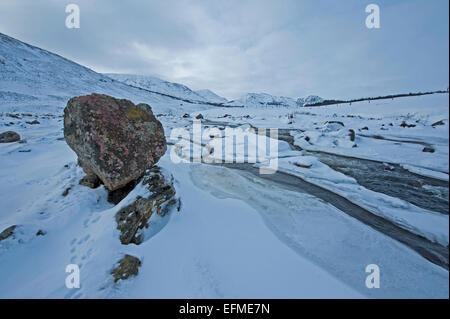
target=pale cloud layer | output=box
[0,0,448,99]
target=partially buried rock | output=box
[64,94,167,191]
[62,187,71,197]
[111,254,141,283]
[79,174,101,189]
[0,131,20,143]
[323,121,344,132]
[348,129,355,142]
[422,147,435,153]
[400,121,416,128]
[325,120,344,127]
[0,225,16,241]
[36,229,46,236]
[295,163,312,169]
[115,167,176,245]
[431,120,445,127]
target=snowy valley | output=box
[0,32,448,299]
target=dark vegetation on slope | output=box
[304,89,449,107]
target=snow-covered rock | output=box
[115,166,176,245]
[296,95,324,106]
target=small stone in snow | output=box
[431,120,445,127]
[0,225,17,241]
[422,147,435,153]
[111,255,141,283]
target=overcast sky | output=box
[0,0,448,100]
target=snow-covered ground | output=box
[0,32,448,298]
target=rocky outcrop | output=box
[64,94,167,191]
[111,254,141,283]
[0,131,20,143]
[115,167,176,245]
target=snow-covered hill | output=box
[224,93,324,108]
[105,73,227,105]
[225,93,297,107]
[195,89,228,104]
[0,34,117,100]
[297,95,324,106]
[0,33,210,115]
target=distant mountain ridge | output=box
[0,32,322,111]
[225,93,296,107]
[105,73,228,105]
[195,89,228,104]
[224,93,323,107]
[0,32,198,114]
[104,74,324,108]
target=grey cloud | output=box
[0,0,448,100]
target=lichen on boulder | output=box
[64,94,167,191]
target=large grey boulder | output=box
[64,94,167,191]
